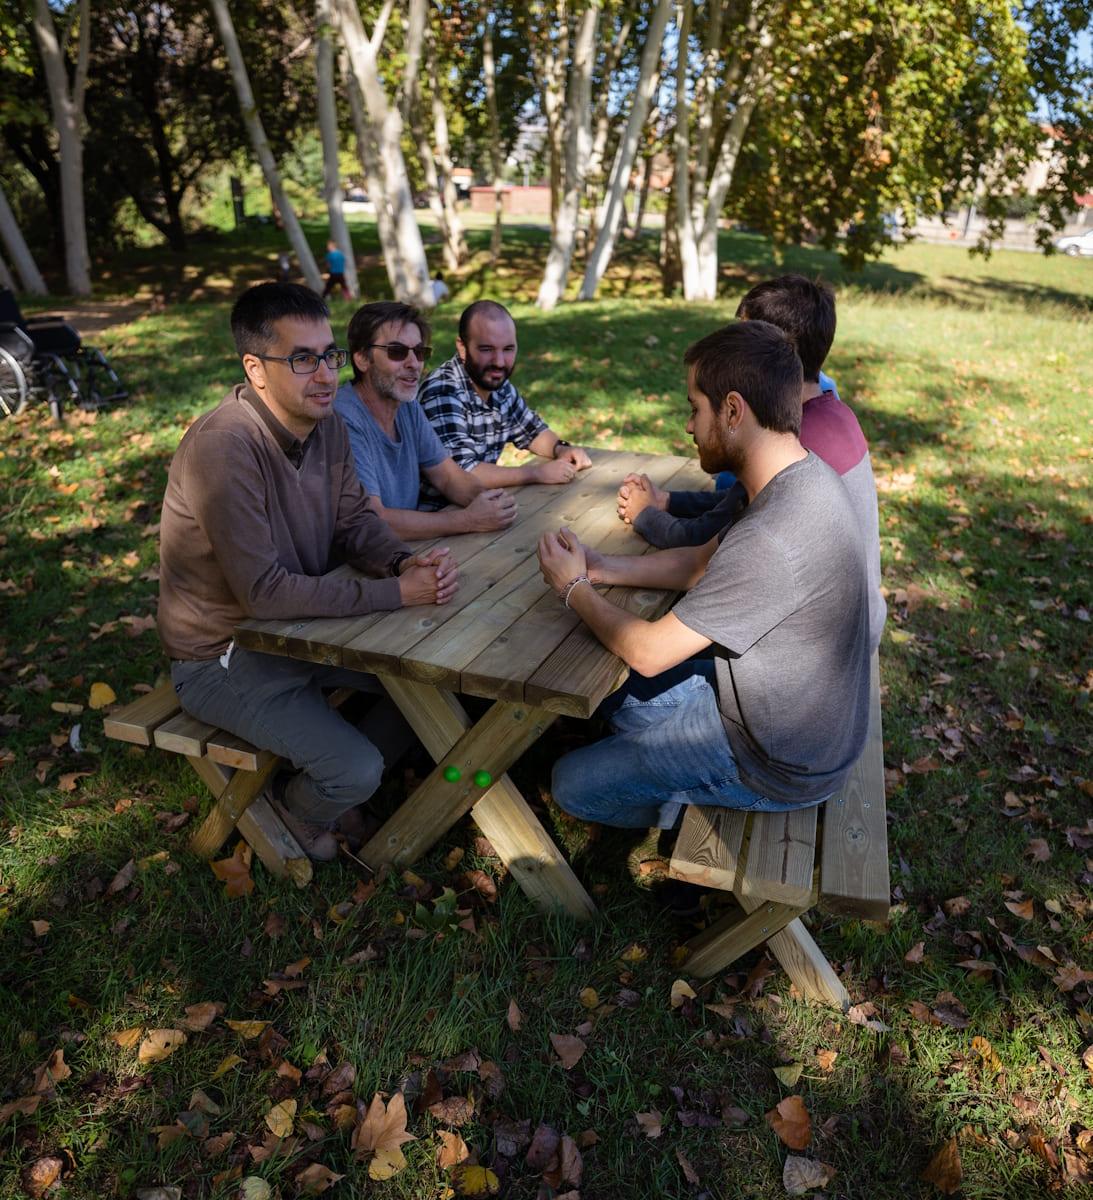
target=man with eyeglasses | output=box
[334,301,517,538]
[158,283,459,863]
[417,299,592,509]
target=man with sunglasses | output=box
[335,301,517,537]
[158,283,459,863]
[417,300,592,508]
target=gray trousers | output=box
[170,648,413,824]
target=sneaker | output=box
[335,805,381,850]
[268,795,338,863]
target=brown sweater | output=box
[158,384,411,661]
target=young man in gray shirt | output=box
[537,321,871,828]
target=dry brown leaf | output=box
[550,1033,588,1070]
[32,1049,71,1093]
[428,1095,474,1127]
[1025,838,1051,862]
[181,1001,224,1032]
[210,841,254,898]
[109,1027,142,1050]
[203,1131,236,1159]
[0,1094,42,1124]
[670,979,697,1009]
[265,1098,297,1138]
[351,1091,416,1180]
[559,1134,582,1187]
[138,1028,187,1063]
[764,1095,811,1150]
[970,1036,1002,1072]
[21,1155,63,1199]
[635,1110,663,1139]
[1005,898,1035,921]
[437,1129,470,1168]
[905,941,926,963]
[921,1137,962,1194]
[676,1148,700,1185]
[525,1123,560,1170]
[815,1049,838,1071]
[211,1053,244,1078]
[295,1163,344,1195]
[783,1156,837,1195]
[507,998,523,1032]
[224,1019,269,1038]
[31,919,50,937]
[58,770,93,792]
[105,859,135,895]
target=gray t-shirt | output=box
[673,453,870,803]
[334,384,447,510]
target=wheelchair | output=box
[0,288,128,421]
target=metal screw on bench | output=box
[443,765,462,782]
[474,770,493,788]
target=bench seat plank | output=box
[669,808,746,891]
[206,730,274,773]
[737,806,818,908]
[154,710,218,757]
[102,682,179,746]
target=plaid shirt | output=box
[417,355,548,507]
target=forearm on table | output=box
[374,503,470,538]
[466,460,541,487]
[566,583,651,668]
[594,544,710,591]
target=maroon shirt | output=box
[158,384,410,661]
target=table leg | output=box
[362,676,597,921]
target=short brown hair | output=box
[346,301,431,382]
[683,320,803,435]
[735,275,835,383]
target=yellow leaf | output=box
[451,1163,501,1197]
[774,1062,804,1087]
[89,682,117,709]
[225,1020,269,1038]
[138,1028,187,1063]
[578,987,599,1009]
[670,979,696,1009]
[211,1054,244,1079]
[265,1098,297,1138]
[110,1027,142,1050]
[368,1146,408,1180]
[619,943,648,963]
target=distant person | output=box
[276,251,292,283]
[157,283,458,862]
[335,301,517,538]
[323,239,349,300]
[617,274,886,651]
[431,271,450,306]
[417,299,592,508]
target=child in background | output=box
[323,240,349,300]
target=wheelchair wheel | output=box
[0,345,28,417]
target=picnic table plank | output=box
[669,808,747,891]
[736,807,819,909]
[154,710,216,757]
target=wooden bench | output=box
[103,681,330,887]
[668,652,888,1009]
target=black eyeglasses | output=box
[256,348,349,374]
[368,342,432,363]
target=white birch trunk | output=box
[32,0,90,296]
[315,0,359,298]
[0,180,48,295]
[209,0,324,294]
[536,1,601,311]
[425,19,467,269]
[340,49,409,298]
[480,8,505,259]
[578,0,671,300]
[336,0,433,308]
[672,2,704,300]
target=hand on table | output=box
[617,472,668,524]
[535,456,581,485]
[398,546,460,606]
[557,444,593,471]
[463,487,518,532]
[538,526,590,597]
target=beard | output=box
[697,427,745,477]
[464,355,511,393]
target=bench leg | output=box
[684,898,806,977]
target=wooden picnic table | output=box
[234,447,711,920]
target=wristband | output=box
[552,439,572,458]
[389,551,412,577]
[560,574,591,608]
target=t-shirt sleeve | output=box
[339,406,382,496]
[407,401,448,469]
[673,522,798,656]
[502,385,548,450]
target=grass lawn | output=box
[2,220,1091,1200]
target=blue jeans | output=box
[552,660,824,829]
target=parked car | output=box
[1055,228,1093,257]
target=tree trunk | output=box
[480,8,505,260]
[0,251,14,292]
[629,141,653,239]
[425,18,467,269]
[671,1,706,300]
[31,0,91,296]
[209,0,324,293]
[526,5,568,235]
[316,0,359,298]
[336,0,433,308]
[0,180,48,295]
[536,1,601,311]
[341,49,409,299]
[578,0,671,300]
[660,175,681,297]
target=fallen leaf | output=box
[265,1099,297,1138]
[905,941,926,963]
[138,1029,187,1064]
[31,919,50,937]
[619,943,648,963]
[32,1049,72,1093]
[210,841,254,898]
[428,1096,474,1127]
[295,1163,344,1195]
[181,1001,224,1032]
[578,986,599,1009]
[636,1110,663,1138]
[239,1180,272,1200]
[211,1053,244,1078]
[110,1027,143,1050]
[351,1092,415,1180]
[971,1036,1002,1072]
[135,1189,182,1200]
[525,1123,560,1170]
[921,1137,962,1194]
[943,896,971,918]
[1005,898,1034,921]
[507,998,523,1032]
[765,1095,811,1150]
[437,1129,470,1168]
[1025,838,1051,863]
[89,682,117,709]
[105,859,135,896]
[22,1157,64,1199]
[773,1062,804,1087]
[58,769,94,792]
[783,1156,836,1195]
[0,1094,42,1123]
[451,1164,501,1197]
[676,1147,700,1185]
[670,979,697,1009]
[224,1020,269,1038]
[815,1049,838,1071]
[550,1033,587,1069]
[559,1134,582,1186]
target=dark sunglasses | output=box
[369,342,432,363]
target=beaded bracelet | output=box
[560,574,591,608]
